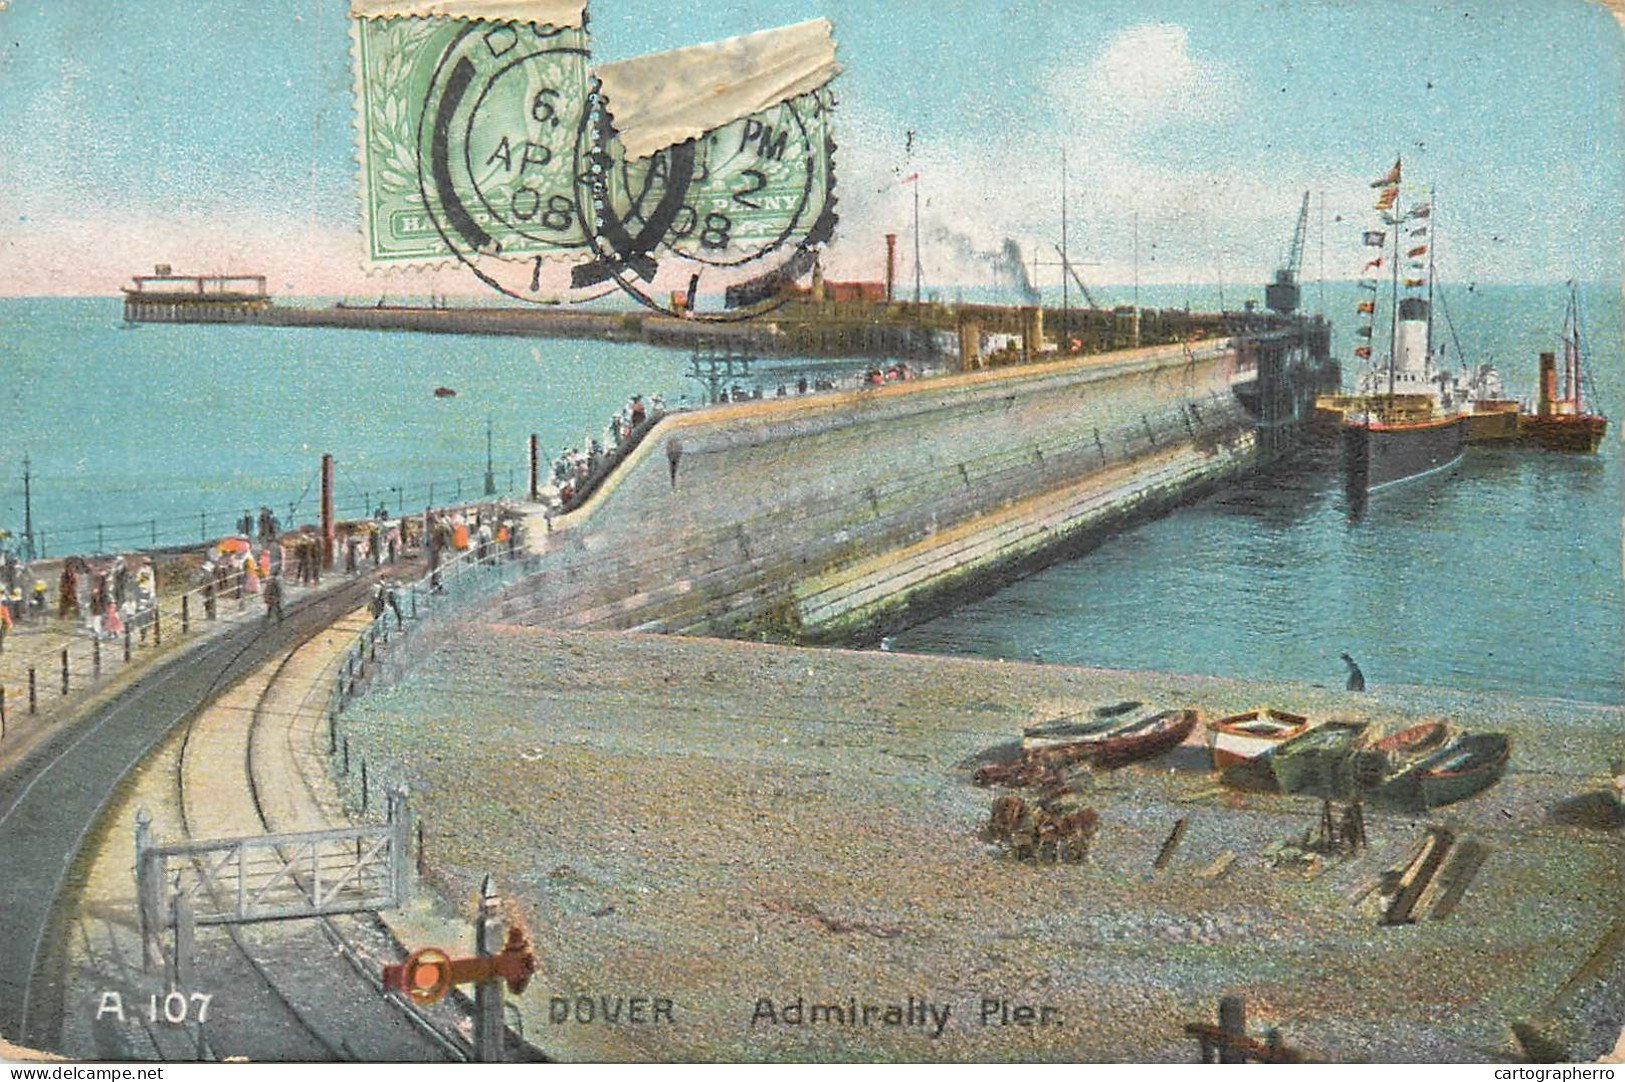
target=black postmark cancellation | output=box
[748,995,1064,1039]
[569,20,841,315]
[355,7,841,312]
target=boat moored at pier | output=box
[1520,284,1609,453]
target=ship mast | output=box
[1318,189,1327,317]
[1425,186,1437,383]
[913,180,923,304]
[1386,160,1403,399]
[1061,150,1069,346]
[1565,283,1580,408]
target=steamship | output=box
[1341,296,1469,493]
[1520,284,1608,452]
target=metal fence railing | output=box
[315,530,540,818]
[15,467,524,561]
[0,554,337,742]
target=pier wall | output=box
[493,337,1272,641]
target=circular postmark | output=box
[414,19,605,303]
[569,86,839,319]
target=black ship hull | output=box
[1343,413,1468,494]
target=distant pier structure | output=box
[121,265,270,323]
[114,239,1328,371]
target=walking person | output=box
[58,564,79,619]
[112,557,129,608]
[1340,652,1366,692]
[263,574,284,624]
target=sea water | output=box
[893,282,1625,706]
[0,296,810,553]
[1,283,1618,704]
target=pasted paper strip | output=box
[349,0,587,29]
[596,18,839,160]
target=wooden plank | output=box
[1429,840,1489,920]
[1153,818,1189,870]
[1383,827,1454,926]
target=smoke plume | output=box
[929,226,1042,303]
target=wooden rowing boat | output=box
[1084,708,1200,770]
[1270,720,1375,798]
[1411,732,1512,809]
[1022,700,1152,753]
[1352,719,1453,791]
[1205,708,1311,770]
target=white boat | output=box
[1205,708,1310,770]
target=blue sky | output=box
[0,0,1620,295]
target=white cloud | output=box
[1057,23,1243,136]
[819,88,1382,299]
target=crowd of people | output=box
[714,363,918,405]
[0,550,46,630]
[45,553,160,641]
[549,394,665,507]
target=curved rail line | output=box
[165,610,466,1062]
[1,577,375,1052]
[170,645,347,1060]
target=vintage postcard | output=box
[1,0,1622,1068]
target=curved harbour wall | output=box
[494,333,1321,642]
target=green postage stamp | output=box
[354,11,838,311]
[354,16,594,266]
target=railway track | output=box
[166,615,466,1061]
[0,571,450,1058]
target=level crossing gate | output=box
[136,790,412,966]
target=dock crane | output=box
[1266,191,1310,315]
[1053,243,1102,310]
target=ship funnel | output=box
[1539,351,1557,416]
[1395,296,1430,378]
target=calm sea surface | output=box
[895,282,1625,706]
[1,283,1619,704]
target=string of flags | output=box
[1355,156,1439,362]
[1370,160,1401,188]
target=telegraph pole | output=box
[21,454,34,562]
[484,419,496,497]
[475,874,504,1062]
[913,181,923,304]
